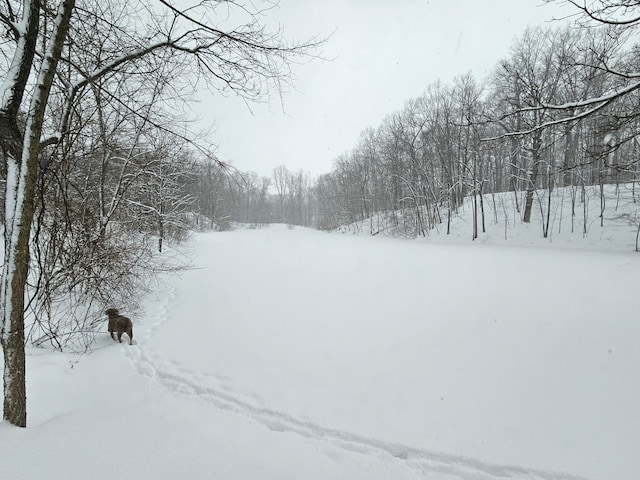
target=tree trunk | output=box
[0,0,42,429]
[1,0,76,427]
[523,131,542,223]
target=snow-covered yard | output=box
[1,219,639,480]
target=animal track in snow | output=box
[127,346,592,480]
[126,279,591,480]
[136,286,177,344]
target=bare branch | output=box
[559,0,640,25]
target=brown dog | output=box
[105,308,133,345]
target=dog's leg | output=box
[128,330,133,345]
[110,332,115,341]
[117,331,123,343]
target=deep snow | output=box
[1,189,639,480]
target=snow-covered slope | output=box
[340,183,640,252]
[1,222,638,480]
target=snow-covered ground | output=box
[341,183,640,252]
[1,187,639,480]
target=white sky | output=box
[188,0,572,178]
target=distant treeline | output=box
[205,23,640,238]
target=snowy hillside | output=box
[1,220,639,480]
[339,183,640,252]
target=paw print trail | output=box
[126,343,592,480]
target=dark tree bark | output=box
[1,0,75,427]
[0,0,43,429]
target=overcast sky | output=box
[189,0,571,178]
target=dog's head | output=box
[105,308,119,317]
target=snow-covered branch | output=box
[483,78,640,141]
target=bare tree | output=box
[272,165,289,222]
[1,0,75,429]
[502,2,640,131]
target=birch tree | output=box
[0,0,321,427]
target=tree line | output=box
[310,22,640,239]
[217,8,640,240]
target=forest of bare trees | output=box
[211,3,640,240]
